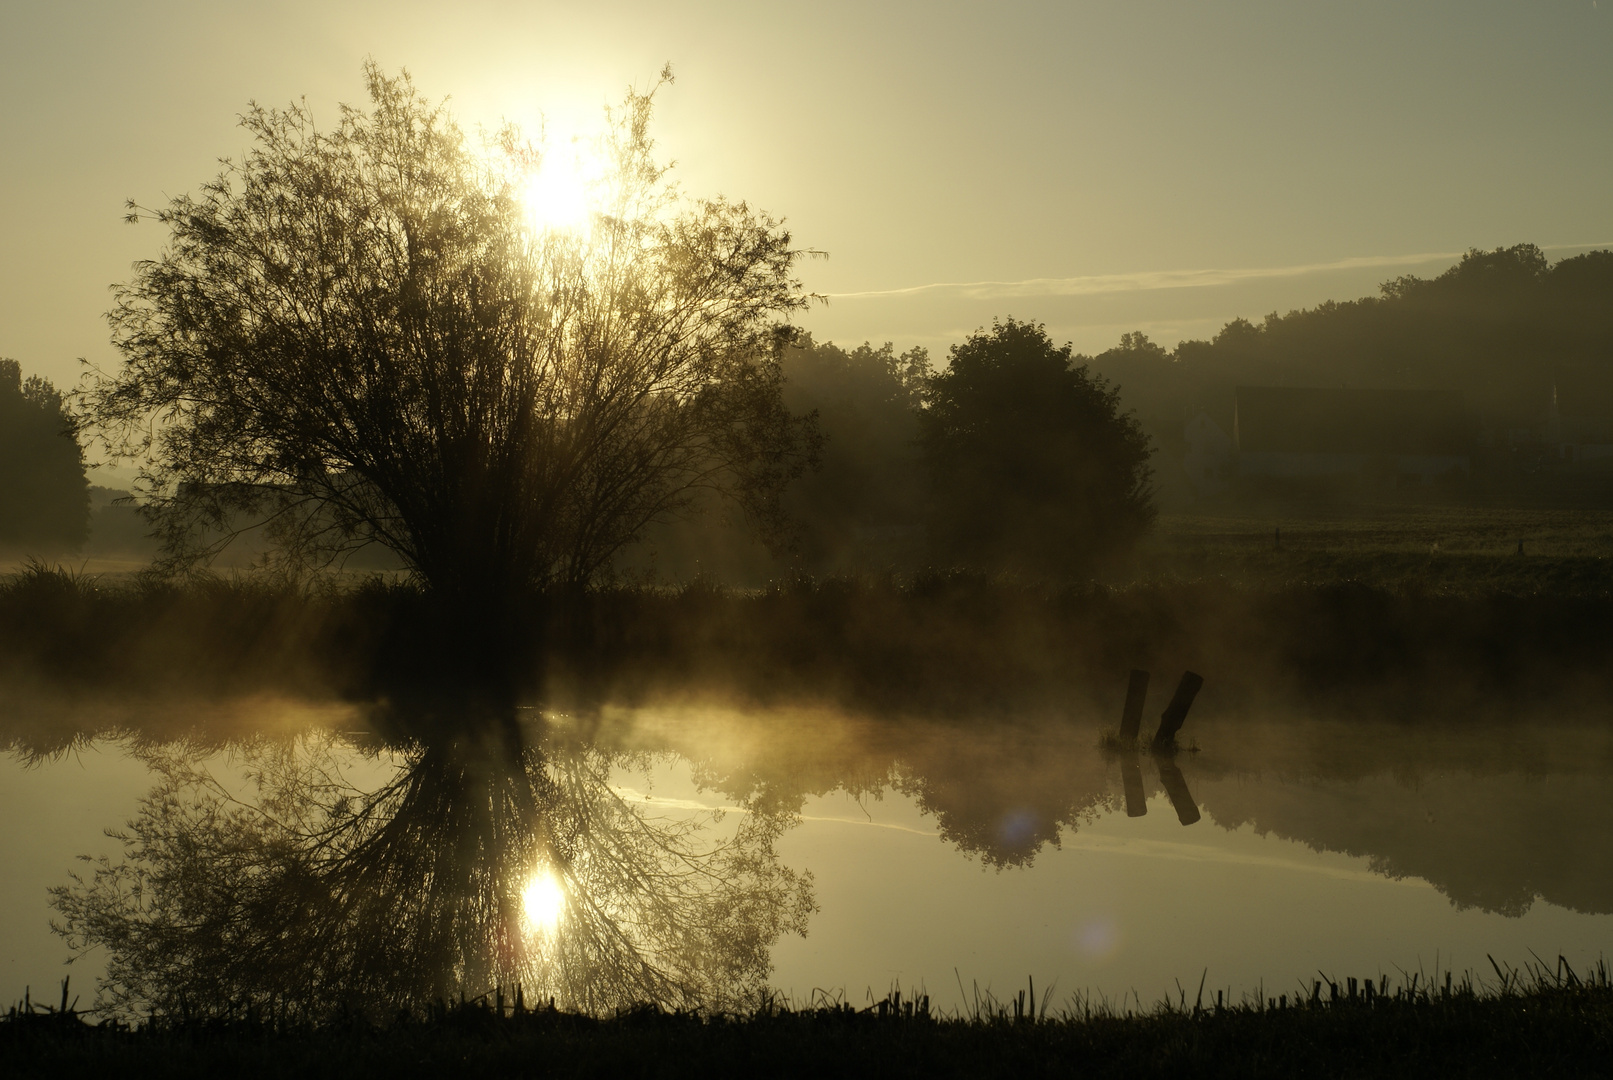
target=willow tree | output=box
[86,64,818,606]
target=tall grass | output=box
[5,959,1610,1078]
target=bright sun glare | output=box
[521,869,566,934]
[520,138,593,234]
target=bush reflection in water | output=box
[48,712,814,1020]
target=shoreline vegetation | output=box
[4,547,1613,734]
[5,961,1610,1078]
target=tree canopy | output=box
[85,64,818,606]
[0,359,88,553]
[919,319,1154,576]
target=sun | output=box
[521,869,566,934]
[520,138,593,235]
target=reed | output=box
[5,960,1610,1078]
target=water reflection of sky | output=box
[3,704,1610,1015]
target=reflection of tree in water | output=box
[893,756,1199,868]
[894,768,1088,868]
[50,717,813,1018]
[670,714,1128,870]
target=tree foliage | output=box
[84,65,818,604]
[780,336,931,571]
[919,319,1154,575]
[0,359,89,553]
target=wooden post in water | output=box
[1120,753,1147,817]
[1155,757,1201,825]
[1153,670,1204,746]
[1118,669,1150,743]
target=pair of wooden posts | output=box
[1119,668,1202,747]
[1117,669,1203,826]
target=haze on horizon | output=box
[3,0,1612,390]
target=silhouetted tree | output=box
[780,336,931,571]
[0,359,88,553]
[83,64,817,610]
[918,319,1154,576]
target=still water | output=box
[3,698,1609,1015]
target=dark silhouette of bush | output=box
[780,336,931,572]
[919,319,1154,576]
[0,359,88,554]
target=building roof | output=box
[1234,386,1469,455]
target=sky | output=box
[3,0,1612,392]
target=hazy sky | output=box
[4,0,1612,390]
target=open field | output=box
[1153,502,1613,557]
[1131,503,1613,596]
[14,501,1613,593]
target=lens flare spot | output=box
[996,808,1041,850]
[521,870,566,934]
[1075,918,1121,960]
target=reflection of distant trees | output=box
[1201,769,1613,918]
[50,719,812,1019]
[680,718,1123,869]
[892,755,1114,868]
[675,710,1613,915]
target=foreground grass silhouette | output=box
[5,963,1611,1079]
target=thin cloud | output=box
[827,242,1613,303]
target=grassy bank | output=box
[1137,502,1613,594]
[4,562,1613,736]
[5,964,1611,1079]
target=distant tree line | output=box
[737,243,1613,578]
[1083,244,1613,469]
[0,358,88,554]
[778,338,930,571]
[64,238,1611,585]
[746,319,1152,580]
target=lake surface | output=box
[3,697,1610,1015]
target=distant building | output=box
[1234,386,1470,484]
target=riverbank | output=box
[4,563,1613,733]
[5,964,1610,1079]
